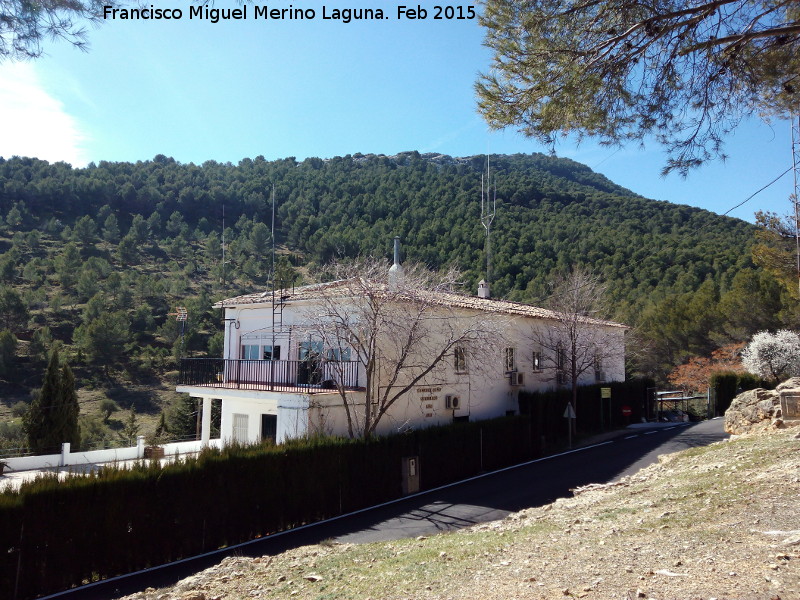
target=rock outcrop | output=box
[724,377,800,435]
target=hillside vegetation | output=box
[0,152,794,448]
[0,152,758,305]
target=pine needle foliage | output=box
[477,0,800,175]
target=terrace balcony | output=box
[178,358,363,394]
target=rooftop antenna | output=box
[271,184,277,368]
[168,306,188,356]
[270,183,276,292]
[480,154,497,290]
[221,203,228,289]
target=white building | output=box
[177,268,627,445]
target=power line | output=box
[632,165,794,277]
[720,166,793,218]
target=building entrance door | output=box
[261,414,277,443]
[298,341,323,385]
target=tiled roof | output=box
[215,279,627,329]
[215,280,353,307]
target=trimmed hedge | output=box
[710,371,764,415]
[519,379,654,451]
[0,416,536,599]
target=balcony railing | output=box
[178,358,362,393]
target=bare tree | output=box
[303,257,505,439]
[532,268,625,416]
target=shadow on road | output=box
[321,421,725,545]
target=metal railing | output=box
[178,358,362,393]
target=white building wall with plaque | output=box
[178,279,627,443]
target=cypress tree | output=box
[0,328,17,378]
[23,349,81,454]
[57,362,81,449]
[24,349,62,454]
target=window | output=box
[241,344,260,360]
[594,354,603,381]
[556,346,567,385]
[298,341,324,385]
[504,347,516,372]
[327,347,352,362]
[532,350,542,372]
[232,413,249,443]
[556,346,566,370]
[454,346,467,373]
[298,340,323,360]
[263,345,281,360]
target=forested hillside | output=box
[0,152,759,301]
[0,151,793,450]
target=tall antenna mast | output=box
[480,154,497,285]
[221,203,227,288]
[271,183,276,291]
[271,184,277,381]
[792,115,800,297]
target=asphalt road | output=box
[45,419,727,600]
[333,418,727,544]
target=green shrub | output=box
[710,371,766,415]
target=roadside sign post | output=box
[600,387,611,430]
[563,402,576,448]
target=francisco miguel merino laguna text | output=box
[103,4,388,23]
[103,4,477,22]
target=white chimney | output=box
[388,236,404,290]
[478,279,490,299]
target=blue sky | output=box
[0,0,795,223]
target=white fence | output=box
[3,437,224,473]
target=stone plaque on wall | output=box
[780,392,800,420]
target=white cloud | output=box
[0,62,89,166]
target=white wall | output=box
[3,437,223,474]
[218,391,313,444]
[210,297,626,442]
[223,305,306,361]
